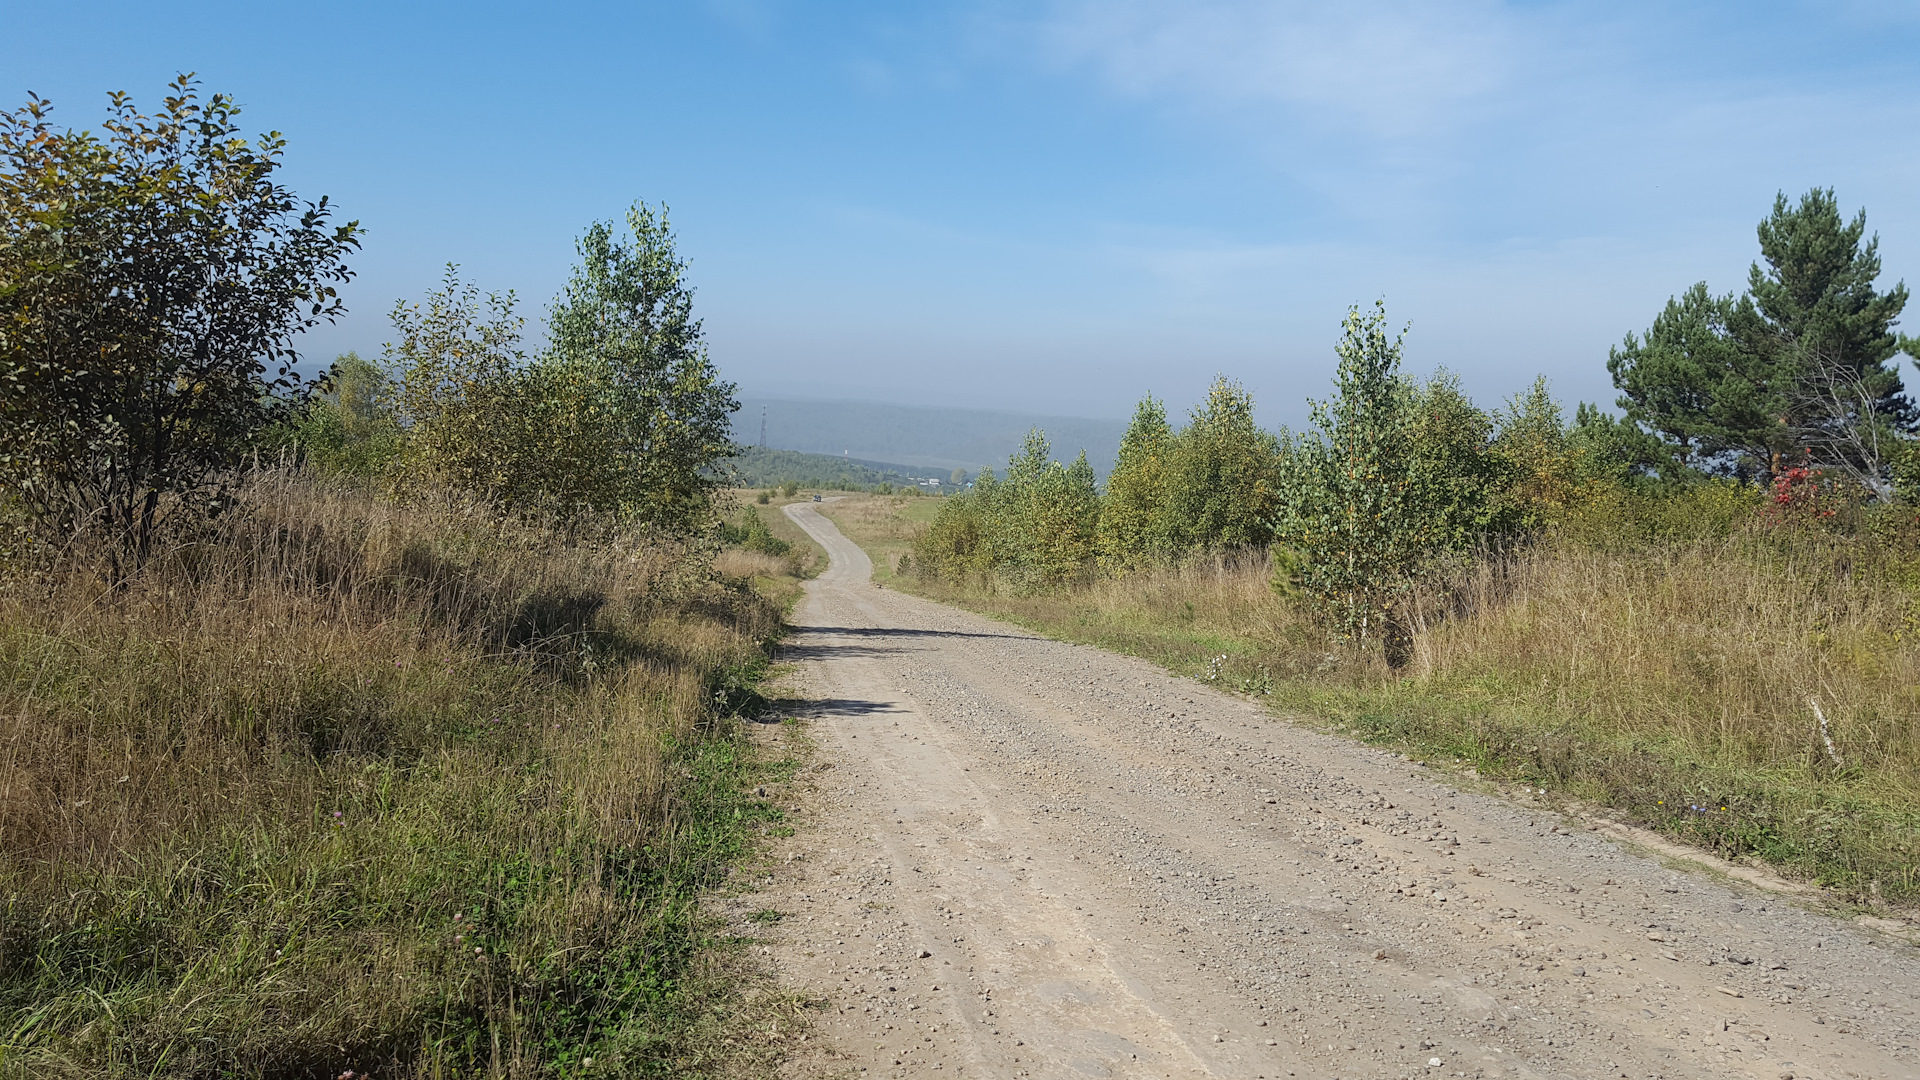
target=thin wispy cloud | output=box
[1035,0,1519,137]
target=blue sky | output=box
[8,1,1919,428]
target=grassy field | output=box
[817,494,941,584]
[0,476,817,1078]
[822,494,1920,910]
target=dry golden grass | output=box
[714,546,797,582]
[1408,535,1920,790]
[0,474,800,1077]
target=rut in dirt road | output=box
[743,500,1919,1080]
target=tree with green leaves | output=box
[914,469,995,581]
[387,206,737,532]
[1402,370,1508,546]
[0,77,359,564]
[292,352,400,478]
[1609,189,1911,488]
[995,429,1099,588]
[1161,377,1284,553]
[542,202,737,529]
[387,267,539,508]
[911,429,1098,588]
[1273,304,1508,660]
[1273,304,1417,644]
[1491,378,1572,527]
[1096,395,1174,570]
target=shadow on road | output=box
[805,697,905,719]
[751,695,904,723]
[779,624,1035,662]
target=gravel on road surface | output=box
[731,500,1919,1080]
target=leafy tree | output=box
[1161,378,1283,553]
[1610,189,1911,487]
[995,429,1099,588]
[914,471,994,581]
[291,352,400,478]
[1096,395,1174,570]
[0,77,358,563]
[1491,377,1572,526]
[1273,304,1507,659]
[542,202,737,529]
[1273,303,1418,643]
[1402,371,1508,546]
[387,268,538,507]
[1096,381,1283,570]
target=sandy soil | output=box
[726,500,1919,1080]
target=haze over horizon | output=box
[11,1,1917,430]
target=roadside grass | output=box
[826,495,1920,908]
[817,495,940,585]
[0,475,812,1078]
[724,489,830,582]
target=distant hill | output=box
[722,447,959,491]
[732,396,1127,477]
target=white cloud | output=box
[1034,0,1521,136]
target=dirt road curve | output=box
[741,501,1919,1080]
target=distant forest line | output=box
[722,446,961,491]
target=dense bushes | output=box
[347,205,735,531]
[718,505,792,557]
[921,380,1288,589]
[914,430,1098,588]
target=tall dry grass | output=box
[1407,534,1919,787]
[905,527,1920,902]
[0,474,791,1077]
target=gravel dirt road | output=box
[735,500,1919,1080]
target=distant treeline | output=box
[735,396,1127,477]
[723,446,960,492]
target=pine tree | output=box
[1609,189,1911,486]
